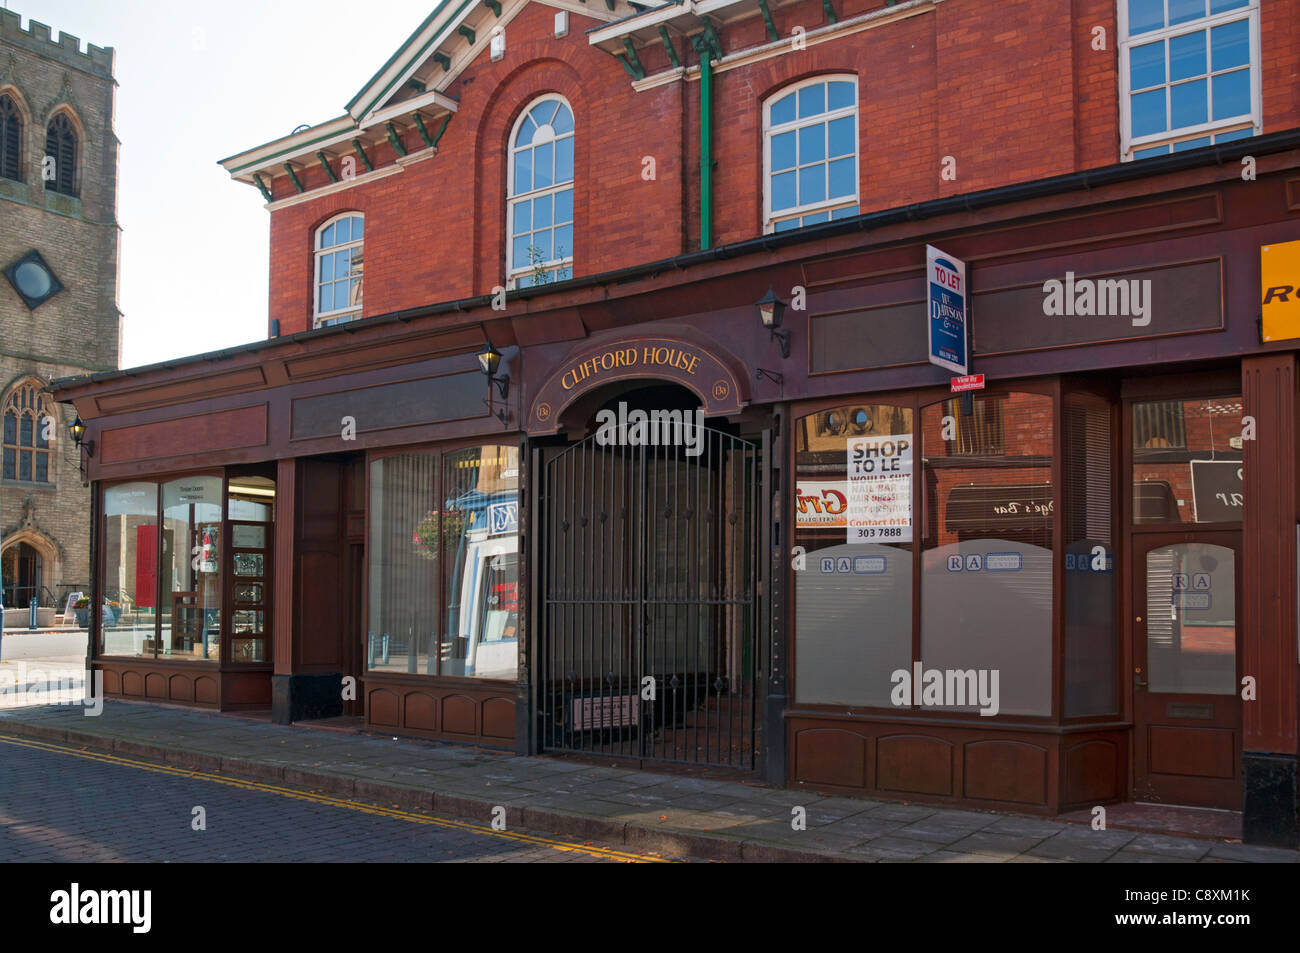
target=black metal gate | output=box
[538,425,761,769]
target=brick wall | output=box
[265,0,1300,336]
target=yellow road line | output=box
[0,733,668,863]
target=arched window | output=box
[314,213,364,328]
[0,93,22,182]
[508,97,574,287]
[763,76,859,233]
[45,112,77,196]
[2,378,56,484]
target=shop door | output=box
[538,426,761,768]
[1133,532,1242,809]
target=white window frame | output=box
[313,212,364,328]
[506,95,575,288]
[1118,0,1261,161]
[762,74,859,234]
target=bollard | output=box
[29,596,38,630]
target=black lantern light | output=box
[477,343,509,399]
[756,287,790,359]
[69,415,93,455]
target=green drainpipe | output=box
[693,33,719,250]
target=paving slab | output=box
[2,700,1296,864]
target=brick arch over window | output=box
[2,376,58,485]
[0,86,28,182]
[44,108,79,197]
[473,59,588,293]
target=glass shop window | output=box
[368,453,440,674]
[1132,395,1243,524]
[160,477,223,663]
[793,404,913,707]
[367,445,520,679]
[442,445,521,679]
[1063,392,1117,717]
[228,476,275,664]
[921,392,1054,717]
[101,482,159,658]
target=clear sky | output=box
[9,0,436,369]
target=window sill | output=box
[0,479,56,490]
[43,190,82,214]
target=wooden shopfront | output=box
[52,135,1300,846]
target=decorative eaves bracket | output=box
[755,0,778,42]
[352,138,374,171]
[317,151,338,182]
[282,162,306,194]
[658,26,681,68]
[252,173,273,202]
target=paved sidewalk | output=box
[1,700,1296,863]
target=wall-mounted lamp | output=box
[477,343,510,399]
[756,287,790,359]
[69,415,94,457]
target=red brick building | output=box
[53,0,1300,847]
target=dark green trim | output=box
[353,0,476,119]
[413,113,436,148]
[386,122,409,157]
[433,51,452,71]
[458,24,476,44]
[251,173,273,202]
[431,115,452,148]
[821,0,838,24]
[691,31,720,250]
[605,0,616,9]
[657,26,681,68]
[222,118,355,174]
[756,0,778,42]
[283,163,306,194]
[613,54,641,80]
[408,79,427,93]
[345,0,457,111]
[622,39,646,80]
[317,152,338,183]
[700,22,722,58]
[352,139,374,172]
[483,0,502,14]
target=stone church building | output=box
[0,9,118,620]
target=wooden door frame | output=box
[1130,528,1243,808]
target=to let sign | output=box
[927,245,968,375]
[846,434,913,544]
